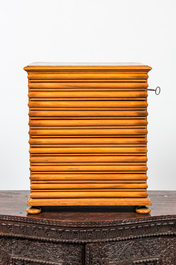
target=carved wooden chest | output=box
[24,63,152,214]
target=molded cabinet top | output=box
[24,62,152,71]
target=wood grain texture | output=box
[28,82,149,89]
[30,183,148,189]
[29,147,148,153]
[28,91,148,98]
[29,119,148,126]
[29,110,148,117]
[30,155,147,162]
[29,128,148,136]
[30,173,148,180]
[27,72,149,80]
[27,197,151,206]
[24,63,151,209]
[29,137,147,145]
[28,100,148,108]
[30,191,148,198]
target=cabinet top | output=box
[0,191,175,225]
[24,62,151,71]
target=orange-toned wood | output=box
[29,147,147,154]
[29,128,148,136]
[28,100,148,108]
[29,137,147,145]
[26,207,41,214]
[30,183,148,189]
[29,97,147,101]
[29,110,148,117]
[30,145,147,149]
[29,119,148,126]
[24,63,151,70]
[30,173,148,180]
[30,114,148,119]
[30,165,148,172]
[28,82,148,89]
[30,155,147,163]
[31,179,147,185]
[27,197,151,206]
[136,206,151,214]
[30,162,147,166]
[30,191,148,198]
[27,73,149,80]
[29,127,147,131]
[28,91,148,98]
[24,63,151,213]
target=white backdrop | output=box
[0,0,176,190]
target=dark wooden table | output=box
[0,191,176,264]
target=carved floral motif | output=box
[85,237,176,265]
[0,219,175,243]
[0,237,83,265]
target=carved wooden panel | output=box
[0,217,175,243]
[0,248,10,265]
[0,237,83,265]
[85,237,176,265]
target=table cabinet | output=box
[24,63,151,214]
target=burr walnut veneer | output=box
[24,63,152,214]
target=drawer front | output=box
[85,237,176,265]
[0,237,83,265]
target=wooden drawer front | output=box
[0,237,83,264]
[85,237,176,265]
[25,65,151,206]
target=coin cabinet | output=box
[24,63,152,214]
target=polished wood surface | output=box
[0,191,175,219]
[24,64,151,211]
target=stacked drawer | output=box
[24,63,151,207]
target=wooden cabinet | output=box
[24,63,152,214]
